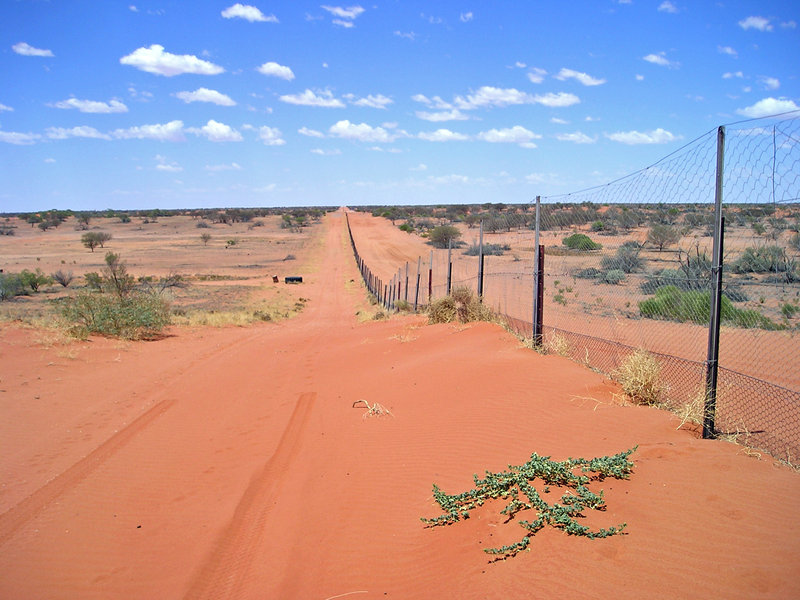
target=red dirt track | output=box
[1,210,799,599]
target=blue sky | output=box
[1,1,798,212]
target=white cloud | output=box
[718,45,737,57]
[189,119,243,142]
[329,120,397,142]
[460,12,473,22]
[120,44,224,76]
[258,126,286,145]
[279,89,345,107]
[51,98,128,113]
[310,148,341,155]
[46,126,111,140]
[322,5,365,19]
[394,31,416,41]
[174,88,236,106]
[635,74,645,81]
[44,157,56,163]
[527,67,548,84]
[0,103,14,112]
[554,68,606,86]
[343,93,393,109]
[206,162,242,171]
[332,19,354,28]
[605,128,679,145]
[410,163,427,171]
[478,126,541,145]
[0,130,41,144]
[555,131,596,144]
[129,5,138,12]
[113,120,185,141]
[298,126,325,137]
[738,16,772,31]
[257,61,295,80]
[415,109,469,122]
[722,71,744,79]
[759,76,780,90]
[221,4,278,22]
[736,97,800,118]
[411,94,453,109]
[12,42,54,57]
[643,52,678,68]
[418,128,469,142]
[781,20,797,29]
[658,1,678,13]
[532,92,580,107]
[156,162,182,172]
[550,117,568,124]
[455,86,534,109]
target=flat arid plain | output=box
[1,209,799,599]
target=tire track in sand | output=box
[184,391,316,600]
[0,329,269,547]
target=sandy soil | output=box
[1,210,799,599]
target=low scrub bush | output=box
[562,233,602,251]
[639,285,781,330]
[615,349,664,405]
[733,245,794,274]
[463,243,510,256]
[0,272,26,301]
[428,286,493,324]
[59,291,170,340]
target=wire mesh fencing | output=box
[347,112,800,464]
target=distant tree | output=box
[81,231,112,251]
[428,225,461,249]
[200,232,212,246]
[647,224,680,252]
[20,268,52,292]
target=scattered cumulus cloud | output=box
[329,120,398,142]
[658,1,678,14]
[759,76,780,90]
[532,92,580,107]
[718,45,737,57]
[258,126,286,145]
[738,16,772,31]
[415,109,469,122]
[310,148,341,155]
[0,130,41,144]
[643,52,679,68]
[0,103,14,112]
[189,119,243,142]
[554,68,606,86]
[736,97,800,118]
[550,117,568,124]
[723,71,744,79]
[478,126,541,146]
[51,98,128,113]
[418,128,469,142]
[460,12,473,22]
[527,68,548,84]
[174,88,236,106]
[299,126,325,137]
[221,3,278,23]
[781,20,797,29]
[346,93,393,109]
[113,120,185,141]
[394,31,416,41]
[555,132,596,144]
[322,5,364,27]
[155,155,182,172]
[120,44,224,76]
[279,89,345,107]
[257,61,295,80]
[635,74,645,81]
[206,162,242,171]
[605,128,679,145]
[46,126,111,140]
[12,42,54,57]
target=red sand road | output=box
[1,210,799,599]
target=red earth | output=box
[1,210,799,599]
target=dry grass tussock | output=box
[544,331,572,357]
[427,286,494,324]
[614,349,665,406]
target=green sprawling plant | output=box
[422,447,636,558]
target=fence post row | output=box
[703,125,726,440]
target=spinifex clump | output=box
[422,447,636,558]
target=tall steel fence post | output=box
[704,125,725,440]
[532,196,541,345]
[428,250,433,301]
[404,262,409,302]
[446,238,452,296]
[477,220,484,299]
[414,256,421,311]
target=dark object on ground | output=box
[272,275,279,283]
[285,276,303,284]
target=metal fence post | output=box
[414,256,421,311]
[428,250,433,301]
[477,220,484,299]
[704,125,725,440]
[532,196,541,345]
[446,238,453,296]
[404,261,409,302]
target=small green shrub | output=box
[562,233,601,251]
[601,269,626,285]
[463,243,510,256]
[20,268,52,292]
[0,273,26,300]
[733,245,793,274]
[59,291,171,340]
[781,302,800,318]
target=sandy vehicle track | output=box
[1,210,799,599]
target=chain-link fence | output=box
[348,112,800,464]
